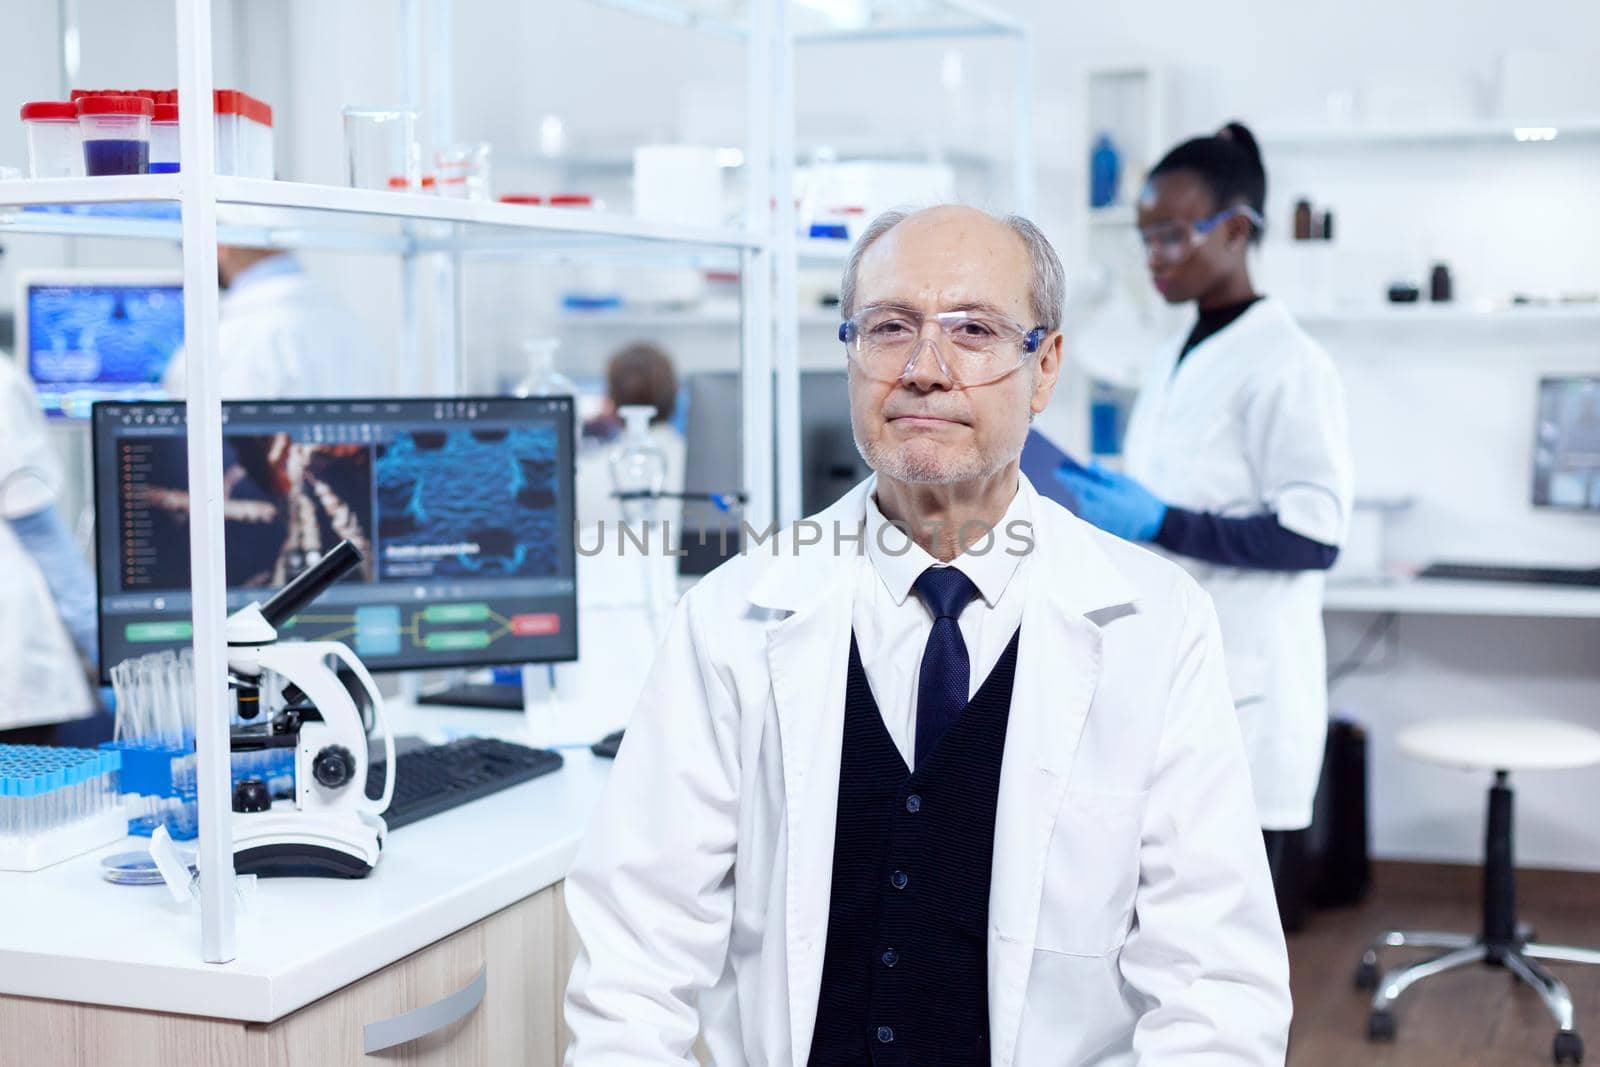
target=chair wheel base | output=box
[1554,1031,1583,1065]
[1368,1010,1397,1043]
[1354,961,1379,991]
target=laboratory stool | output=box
[1355,717,1600,1065]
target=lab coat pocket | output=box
[1033,787,1148,957]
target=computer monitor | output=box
[91,396,578,681]
[1533,376,1600,512]
[677,369,869,577]
[17,271,185,418]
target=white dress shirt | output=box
[852,480,1032,770]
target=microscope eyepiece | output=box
[258,540,363,630]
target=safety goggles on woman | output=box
[1138,204,1264,264]
[839,305,1049,388]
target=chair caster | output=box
[1353,961,1379,991]
[1368,1010,1397,1043]
[1554,1031,1583,1065]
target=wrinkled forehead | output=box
[855,215,1033,323]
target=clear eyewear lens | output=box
[1139,205,1260,262]
[841,310,1043,387]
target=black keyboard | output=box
[1419,562,1600,588]
[368,736,564,830]
[415,683,523,710]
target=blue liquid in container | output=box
[150,161,180,174]
[1089,133,1121,209]
[84,139,150,176]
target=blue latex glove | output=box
[1055,463,1168,543]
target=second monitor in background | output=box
[678,370,870,577]
[17,271,184,419]
[91,396,578,679]
[1534,376,1600,513]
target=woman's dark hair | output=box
[606,342,678,423]
[1148,121,1266,243]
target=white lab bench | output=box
[1324,576,1600,619]
[0,702,613,1067]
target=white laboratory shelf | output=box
[561,307,840,328]
[0,176,765,260]
[0,174,181,205]
[798,237,853,266]
[1261,118,1600,149]
[586,0,1025,40]
[1292,304,1600,328]
[1323,577,1600,619]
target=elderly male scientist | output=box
[563,205,1291,1066]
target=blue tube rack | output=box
[99,742,296,841]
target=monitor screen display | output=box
[91,397,578,679]
[1533,377,1600,512]
[25,278,184,417]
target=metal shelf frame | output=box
[16,0,1035,965]
[11,0,784,965]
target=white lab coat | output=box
[0,358,94,728]
[1122,296,1353,831]
[564,475,1291,1066]
[162,271,379,400]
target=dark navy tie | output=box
[913,566,980,768]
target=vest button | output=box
[905,794,922,814]
[882,948,899,967]
[876,1026,895,1044]
[890,870,909,890]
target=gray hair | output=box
[838,207,1065,333]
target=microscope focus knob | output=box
[313,745,357,789]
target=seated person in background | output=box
[0,354,99,734]
[163,246,382,401]
[576,342,685,526]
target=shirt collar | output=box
[228,252,302,295]
[864,478,1031,609]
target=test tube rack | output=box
[99,741,297,841]
[0,745,128,872]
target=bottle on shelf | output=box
[1430,262,1453,303]
[1293,199,1314,241]
[1090,133,1122,209]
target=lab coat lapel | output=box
[986,486,1131,1067]
[748,480,871,1065]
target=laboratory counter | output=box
[1323,575,1600,619]
[0,702,613,1067]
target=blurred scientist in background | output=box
[0,354,98,730]
[162,247,380,400]
[1057,123,1353,921]
[576,341,685,525]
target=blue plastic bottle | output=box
[1090,133,1121,209]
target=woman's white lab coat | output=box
[0,360,94,728]
[1122,295,1353,831]
[563,476,1291,1066]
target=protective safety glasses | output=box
[1137,204,1264,264]
[838,306,1048,388]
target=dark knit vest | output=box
[807,628,1020,1066]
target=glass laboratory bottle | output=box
[609,405,667,525]
[513,337,576,398]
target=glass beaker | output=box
[436,141,492,201]
[342,106,420,191]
